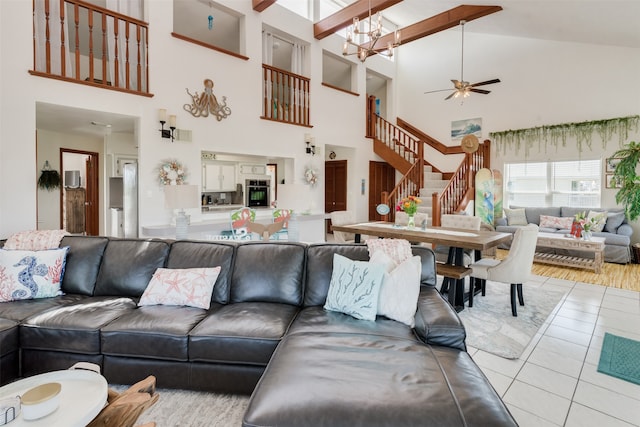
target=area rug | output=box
[110,386,249,426]
[457,281,566,359]
[597,332,640,385]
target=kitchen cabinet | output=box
[203,163,236,191]
[240,164,267,175]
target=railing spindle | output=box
[74,2,80,79]
[88,8,94,82]
[59,0,66,77]
[44,0,51,73]
[125,21,130,89]
[101,13,107,84]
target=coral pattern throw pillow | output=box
[0,247,68,302]
[139,267,221,310]
[539,215,574,230]
[4,230,69,250]
[366,238,412,265]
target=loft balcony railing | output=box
[261,64,310,127]
[30,0,151,96]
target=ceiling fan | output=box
[424,20,500,101]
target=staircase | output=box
[417,165,449,220]
[366,96,490,225]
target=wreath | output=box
[158,160,186,185]
[304,167,318,186]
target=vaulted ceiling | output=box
[254,0,640,49]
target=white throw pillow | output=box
[0,247,68,302]
[504,208,528,226]
[587,211,607,232]
[370,251,422,327]
[139,267,221,310]
[324,254,385,321]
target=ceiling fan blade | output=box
[470,78,501,87]
[424,88,455,94]
[469,88,491,94]
[444,91,457,100]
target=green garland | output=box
[490,115,639,157]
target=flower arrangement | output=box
[396,195,422,216]
[304,167,318,186]
[574,211,604,232]
[158,160,186,185]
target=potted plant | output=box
[37,161,61,191]
[611,140,640,221]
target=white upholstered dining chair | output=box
[435,214,482,264]
[329,210,356,243]
[469,224,539,316]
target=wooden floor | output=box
[496,249,640,292]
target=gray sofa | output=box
[495,206,633,263]
[0,236,517,426]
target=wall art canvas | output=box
[452,117,482,141]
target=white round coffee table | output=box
[0,370,107,427]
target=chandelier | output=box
[342,1,400,62]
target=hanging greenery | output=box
[611,140,640,221]
[490,115,639,157]
[37,161,61,191]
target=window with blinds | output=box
[504,160,601,208]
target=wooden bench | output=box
[436,263,472,279]
[436,263,474,311]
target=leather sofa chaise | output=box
[0,236,517,426]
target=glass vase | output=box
[582,230,592,241]
[407,214,415,229]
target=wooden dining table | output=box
[330,221,512,311]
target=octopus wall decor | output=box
[183,78,231,120]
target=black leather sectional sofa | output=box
[0,236,517,426]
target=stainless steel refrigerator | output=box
[109,162,138,238]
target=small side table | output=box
[0,370,108,427]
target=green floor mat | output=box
[597,332,640,386]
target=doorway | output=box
[368,161,395,220]
[60,149,99,235]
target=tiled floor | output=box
[467,275,640,427]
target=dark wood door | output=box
[325,160,347,213]
[368,161,396,220]
[85,154,99,235]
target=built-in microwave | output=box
[246,179,270,207]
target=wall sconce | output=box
[159,109,177,142]
[305,133,315,156]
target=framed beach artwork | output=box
[451,117,482,142]
[605,157,622,173]
[605,174,622,189]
